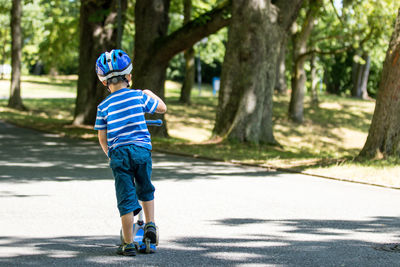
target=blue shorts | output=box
[109,145,155,217]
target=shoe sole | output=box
[117,250,136,256]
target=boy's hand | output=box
[143,89,167,114]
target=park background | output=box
[1,0,400,188]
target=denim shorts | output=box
[109,145,155,217]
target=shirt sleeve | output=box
[94,108,107,130]
[141,92,159,114]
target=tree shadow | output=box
[0,122,282,183]
[1,216,400,266]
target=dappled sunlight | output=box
[166,112,213,142]
[168,126,211,142]
[318,102,343,110]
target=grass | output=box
[1,75,399,188]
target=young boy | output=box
[94,49,167,256]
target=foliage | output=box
[0,0,11,68]
[3,0,226,78]
[37,0,80,74]
[290,0,399,97]
[16,0,80,75]
[122,0,135,56]
[166,0,227,83]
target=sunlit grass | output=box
[0,75,76,99]
[3,75,400,188]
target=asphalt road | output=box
[1,121,400,266]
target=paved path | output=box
[1,121,400,266]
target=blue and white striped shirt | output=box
[94,88,159,153]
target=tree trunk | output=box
[179,0,195,104]
[275,37,288,94]
[180,47,195,104]
[8,0,24,110]
[352,52,370,99]
[73,0,127,126]
[359,9,400,158]
[288,0,320,123]
[310,52,319,107]
[213,0,303,144]
[133,0,170,137]
[133,0,231,137]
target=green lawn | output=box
[1,75,399,188]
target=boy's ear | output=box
[126,74,132,82]
[102,80,107,86]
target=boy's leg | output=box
[142,200,154,223]
[121,212,134,244]
[142,200,158,246]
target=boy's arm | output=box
[143,89,167,114]
[98,130,108,157]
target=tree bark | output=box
[179,0,195,105]
[275,37,288,94]
[310,52,319,107]
[352,52,370,99]
[213,0,303,144]
[8,0,25,110]
[73,0,127,126]
[133,0,231,137]
[359,9,400,158]
[133,0,170,137]
[289,0,320,123]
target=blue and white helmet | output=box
[95,49,132,82]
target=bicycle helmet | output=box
[95,49,132,85]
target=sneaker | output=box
[143,222,158,245]
[117,242,136,256]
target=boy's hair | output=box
[107,75,130,87]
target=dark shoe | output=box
[143,222,158,245]
[117,242,136,256]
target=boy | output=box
[94,49,167,256]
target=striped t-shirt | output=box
[94,88,159,153]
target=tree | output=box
[213,0,303,144]
[73,0,127,125]
[133,0,231,136]
[274,38,288,94]
[8,0,25,110]
[351,51,370,99]
[289,0,321,123]
[179,0,195,105]
[358,9,400,159]
[318,0,396,98]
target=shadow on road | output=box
[0,122,281,183]
[1,216,400,266]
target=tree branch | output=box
[329,0,344,25]
[154,0,231,64]
[298,26,375,60]
[274,0,304,31]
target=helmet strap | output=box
[106,75,130,89]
